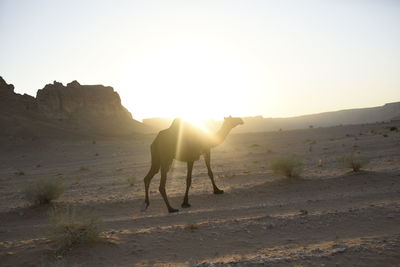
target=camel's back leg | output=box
[181,161,194,208]
[142,143,161,211]
[204,150,224,194]
[159,160,179,213]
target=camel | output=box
[142,116,244,213]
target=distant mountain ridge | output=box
[1,76,399,137]
[143,102,400,133]
[0,77,151,138]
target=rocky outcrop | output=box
[0,77,38,114]
[0,77,150,137]
[36,80,133,121]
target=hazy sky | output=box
[1,0,399,121]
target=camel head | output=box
[223,116,244,128]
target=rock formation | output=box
[0,77,38,114]
[0,77,150,138]
[36,80,132,121]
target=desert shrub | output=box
[184,220,200,231]
[338,153,369,172]
[270,156,303,178]
[389,126,397,131]
[127,176,135,187]
[23,178,65,205]
[79,166,89,171]
[48,206,102,249]
[184,223,200,231]
[15,170,25,176]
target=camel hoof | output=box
[140,202,149,212]
[181,202,191,208]
[214,189,224,194]
[168,208,179,213]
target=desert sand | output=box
[1,121,400,266]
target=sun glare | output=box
[118,43,253,122]
[181,115,211,133]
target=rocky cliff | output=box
[36,80,132,121]
[0,77,150,138]
[0,77,38,114]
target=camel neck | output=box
[212,122,232,147]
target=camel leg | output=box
[159,162,179,213]
[141,164,160,211]
[182,161,194,208]
[204,151,224,194]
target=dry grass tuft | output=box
[23,178,65,205]
[127,176,135,187]
[48,206,102,249]
[184,223,200,231]
[79,166,89,171]
[270,155,303,178]
[338,153,369,172]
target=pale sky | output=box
[1,0,399,121]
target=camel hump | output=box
[169,118,182,129]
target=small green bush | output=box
[270,156,303,178]
[48,206,102,249]
[338,153,369,172]
[23,178,65,205]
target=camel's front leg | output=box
[182,161,194,208]
[204,151,224,194]
[159,164,179,213]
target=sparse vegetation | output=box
[79,166,89,171]
[389,126,397,131]
[48,206,102,249]
[23,178,65,205]
[184,222,200,231]
[270,156,303,178]
[127,176,135,187]
[338,153,369,172]
[15,170,25,175]
[318,159,323,167]
[250,144,260,148]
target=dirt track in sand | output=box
[1,121,400,266]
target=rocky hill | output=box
[143,102,400,133]
[237,102,400,133]
[0,77,151,139]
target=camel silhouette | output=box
[142,116,244,213]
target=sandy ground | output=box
[1,121,400,266]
